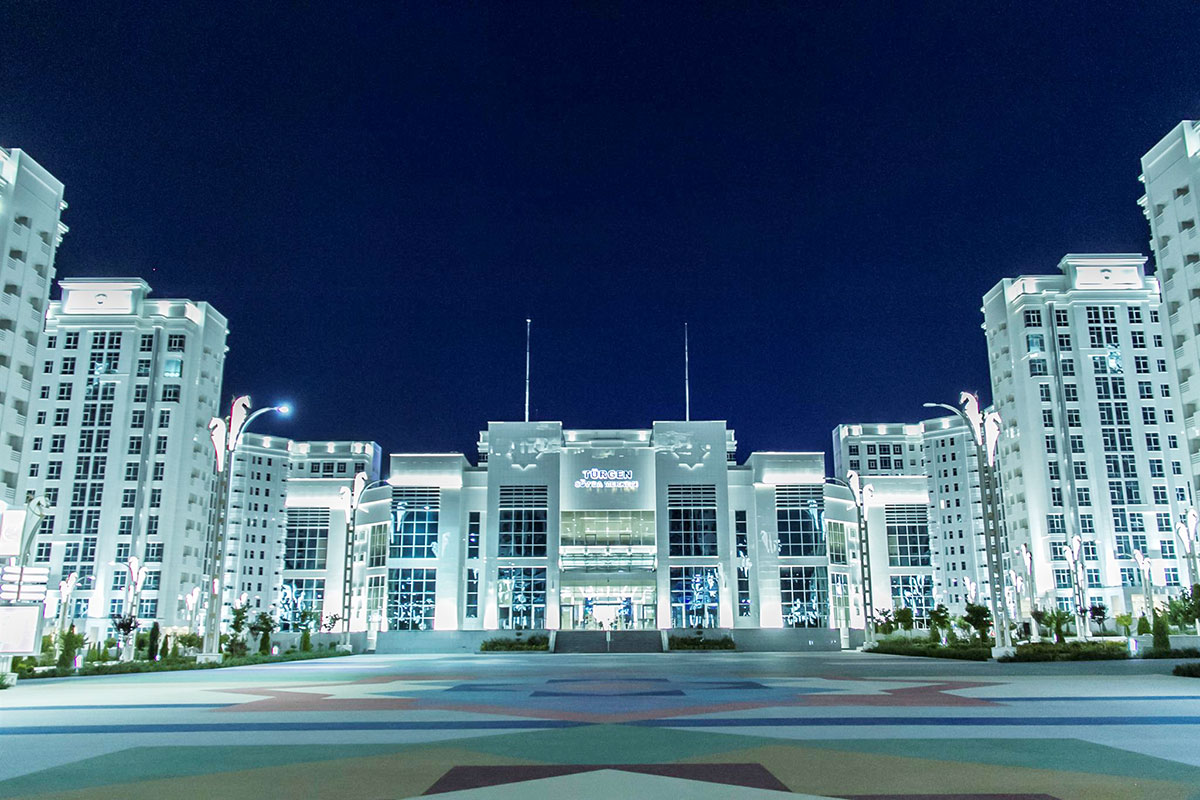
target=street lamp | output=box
[826,473,874,645]
[924,394,1012,653]
[1133,548,1155,623]
[200,396,291,660]
[1175,510,1200,635]
[338,475,392,649]
[1018,543,1040,641]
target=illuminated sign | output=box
[575,468,639,490]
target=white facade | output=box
[1141,121,1200,493]
[983,254,1194,617]
[349,421,866,634]
[280,440,381,631]
[19,279,228,640]
[221,433,290,617]
[0,148,66,506]
[833,419,994,617]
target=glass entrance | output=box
[560,583,656,630]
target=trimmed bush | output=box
[866,639,990,661]
[999,641,1129,662]
[15,648,347,680]
[480,635,549,652]
[1141,647,1200,659]
[1173,662,1200,678]
[668,635,735,651]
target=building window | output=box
[886,504,930,567]
[775,484,825,557]
[467,511,480,559]
[367,522,388,567]
[669,566,719,628]
[390,488,440,558]
[284,507,330,570]
[498,485,548,557]
[160,385,180,402]
[497,566,545,630]
[827,519,848,565]
[465,568,480,619]
[667,484,718,557]
[281,578,325,631]
[890,574,933,621]
[167,334,186,352]
[779,565,828,628]
[1024,309,1042,327]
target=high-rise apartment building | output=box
[20,279,228,641]
[221,433,290,618]
[983,255,1193,618]
[1141,121,1200,492]
[0,148,66,506]
[833,418,992,617]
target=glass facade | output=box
[387,568,436,630]
[780,566,828,628]
[669,566,720,628]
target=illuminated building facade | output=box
[1141,121,1200,492]
[19,278,228,641]
[0,148,67,506]
[832,417,996,617]
[351,421,866,632]
[983,254,1194,617]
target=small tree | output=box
[250,611,277,655]
[147,622,161,661]
[1088,604,1108,634]
[226,602,251,656]
[928,604,951,643]
[1137,615,1152,635]
[894,607,915,637]
[56,625,84,672]
[159,634,170,661]
[1040,607,1072,644]
[874,609,896,635]
[1152,611,1172,652]
[963,603,993,645]
[1114,612,1133,637]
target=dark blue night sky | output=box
[5,4,1200,458]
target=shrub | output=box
[1173,662,1200,678]
[1152,613,1172,653]
[1140,647,1200,659]
[480,635,550,652]
[999,641,1129,662]
[16,648,349,680]
[300,629,312,652]
[1137,615,1152,635]
[668,635,735,651]
[963,603,993,644]
[866,639,989,661]
[147,623,161,661]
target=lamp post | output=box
[826,473,874,645]
[338,475,391,650]
[924,394,1011,653]
[1176,510,1200,635]
[1019,543,1040,641]
[1133,548,1155,622]
[1065,534,1089,640]
[201,396,291,660]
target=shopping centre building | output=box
[349,420,868,634]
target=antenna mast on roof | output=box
[524,318,531,423]
[684,322,691,422]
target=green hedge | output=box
[865,639,990,661]
[1140,647,1200,659]
[667,635,735,650]
[1173,662,1200,678]
[999,641,1129,662]
[480,635,549,651]
[16,648,347,680]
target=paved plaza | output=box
[2,651,1200,799]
